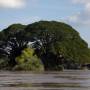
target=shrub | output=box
[14,48,44,71]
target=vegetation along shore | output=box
[0,21,90,71]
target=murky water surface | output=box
[0,70,90,90]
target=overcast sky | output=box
[0,0,90,47]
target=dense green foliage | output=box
[24,21,90,70]
[0,24,26,40]
[0,21,90,70]
[3,24,26,35]
[14,48,44,71]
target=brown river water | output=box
[0,70,90,90]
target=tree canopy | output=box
[0,21,90,70]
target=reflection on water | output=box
[0,70,90,90]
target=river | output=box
[0,70,90,90]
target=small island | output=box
[0,21,90,71]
